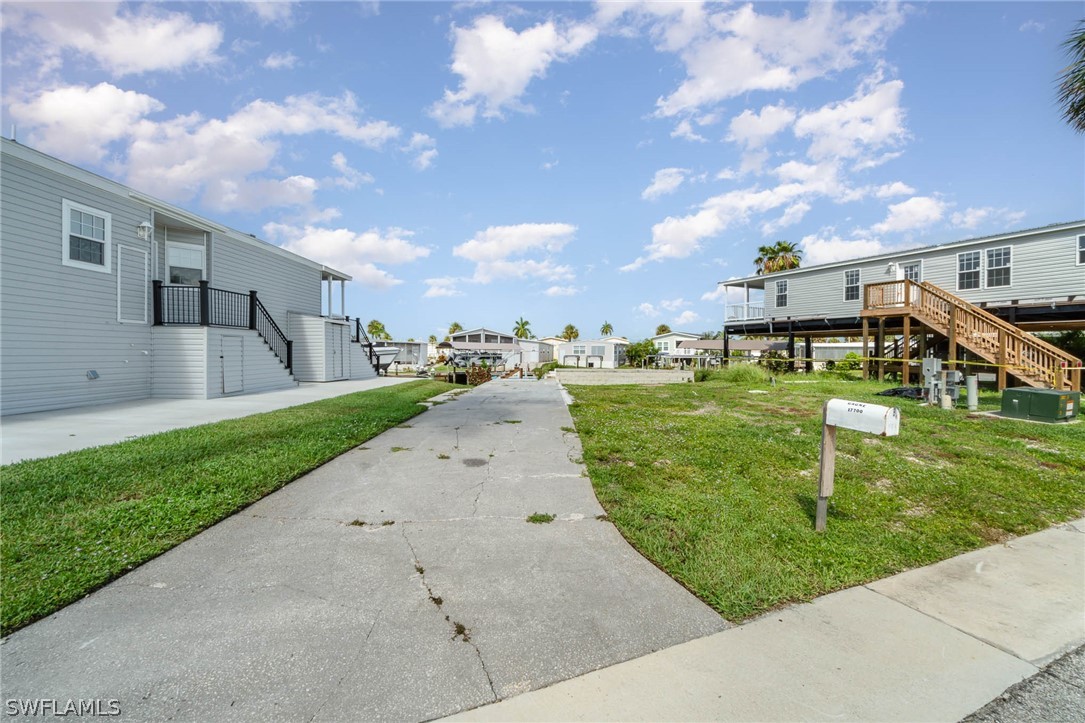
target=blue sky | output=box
[2,1,1081,342]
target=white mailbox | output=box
[816,399,902,532]
[823,399,900,437]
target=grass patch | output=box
[503,419,522,424]
[1,380,459,635]
[390,446,412,453]
[527,512,556,524]
[566,376,1085,621]
[437,453,450,460]
[560,426,575,433]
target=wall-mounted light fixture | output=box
[136,221,153,240]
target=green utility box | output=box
[1001,388,1080,423]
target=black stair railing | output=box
[252,296,292,371]
[353,318,378,367]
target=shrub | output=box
[534,361,561,379]
[466,366,491,386]
[694,368,714,383]
[837,352,862,371]
[624,339,657,367]
[718,363,769,384]
[760,350,790,374]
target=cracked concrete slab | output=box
[1,379,726,721]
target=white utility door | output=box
[332,325,346,379]
[221,335,244,394]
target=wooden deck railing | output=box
[864,280,1081,391]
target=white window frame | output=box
[843,269,861,302]
[61,199,112,274]
[1077,235,1084,266]
[165,241,206,286]
[957,250,981,291]
[985,246,1012,288]
[902,260,922,283]
[572,344,586,355]
[775,279,788,308]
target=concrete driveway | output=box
[0,379,726,721]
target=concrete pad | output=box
[963,646,1085,722]
[1,379,726,721]
[452,586,1038,722]
[868,519,1085,665]
[0,376,415,464]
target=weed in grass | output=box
[391,446,411,453]
[381,520,395,526]
[560,426,575,433]
[503,420,522,424]
[349,519,366,527]
[430,594,443,607]
[415,565,425,575]
[437,453,450,460]
[527,513,556,524]
[596,514,609,521]
[0,380,458,635]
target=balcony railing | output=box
[726,304,765,322]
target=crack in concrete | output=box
[399,526,497,703]
[306,606,384,723]
[470,454,493,517]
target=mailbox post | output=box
[816,399,901,532]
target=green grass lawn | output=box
[566,372,1085,621]
[1,380,458,635]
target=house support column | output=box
[862,318,870,380]
[902,315,911,386]
[947,306,958,370]
[919,329,927,360]
[876,317,885,382]
[152,280,163,326]
[723,333,730,366]
[325,278,332,317]
[804,336,813,374]
[787,323,796,373]
[339,279,346,318]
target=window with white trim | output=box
[902,261,921,282]
[1077,235,1084,265]
[572,344,586,355]
[843,269,861,301]
[957,251,980,290]
[775,279,788,308]
[167,242,205,285]
[985,246,1011,288]
[62,199,111,273]
[590,345,605,357]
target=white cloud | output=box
[263,223,430,290]
[660,298,688,311]
[402,133,438,170]
[122,92,400,211]
[544,285,579,297]
[671,119,707,142]
[453,223,577,283]
[800,233,888,266]
[423,277,463,298]
[330,152,375,189]
[793,74,907,165]
[246,2,297,26]
[642,167,688,200]
[6,2,223,76]
[651,2,904,117]
[728,103,796,149]
[760,201,811,236]
[1019,20,1046,33]
[8,83,164,164]
[701,284,747,304]
[951,206,1026,230]
[674,310,700,326]
[636,302,661,318]
[262,51,299,70]
[870,196,945,234]
[429,14,597,126]
[874,181,915,198]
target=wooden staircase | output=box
[862,280,1081,391]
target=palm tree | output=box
[367,319,391,340]
[756,240,802,274]
[1059,21,1085,133]
[513,317,532,339]
[445,321,463,342]
[561,324,579,341]
[655,324,672,335]
[600,321,614,336]
[428,334,437,343]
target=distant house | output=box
[652,331,702,362]
[555,338,628,368]
[716,221,1084,390]
[0,139,380,416]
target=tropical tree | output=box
[755,240,802,274]
[600,321,614,336]
[428,334,437,343]
[655,324,672,335]
[448,321,463,336]
[1059,21,1085,133]
[561,324,579,341]
[367,319,391,340]
[625,338,657,367]
[700,330,719,340]
[513,317,532,339]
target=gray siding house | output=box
[0,139,377,416]
[717,221,1084,390]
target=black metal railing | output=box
[153,280,292,371]
[352,318,378,367]
[253,296,292,371]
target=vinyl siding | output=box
[1,152,154,416]
[347,339,378,380]
[762,227,1085,321]
[152,327,207,398]
[212,235,321,330]
[287,313,328,382]
[206,328,296,397]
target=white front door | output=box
[221,335,243,394]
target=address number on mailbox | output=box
[824,399,900,437]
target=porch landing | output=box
[0,378,414,465]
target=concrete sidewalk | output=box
[453,517,1085,722]
[0,379,725,721]
[0,376,415,464]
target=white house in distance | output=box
[653,331,702,362]
[717,221,1084,390]
[0,138,381,416]
[555,338,628,368]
